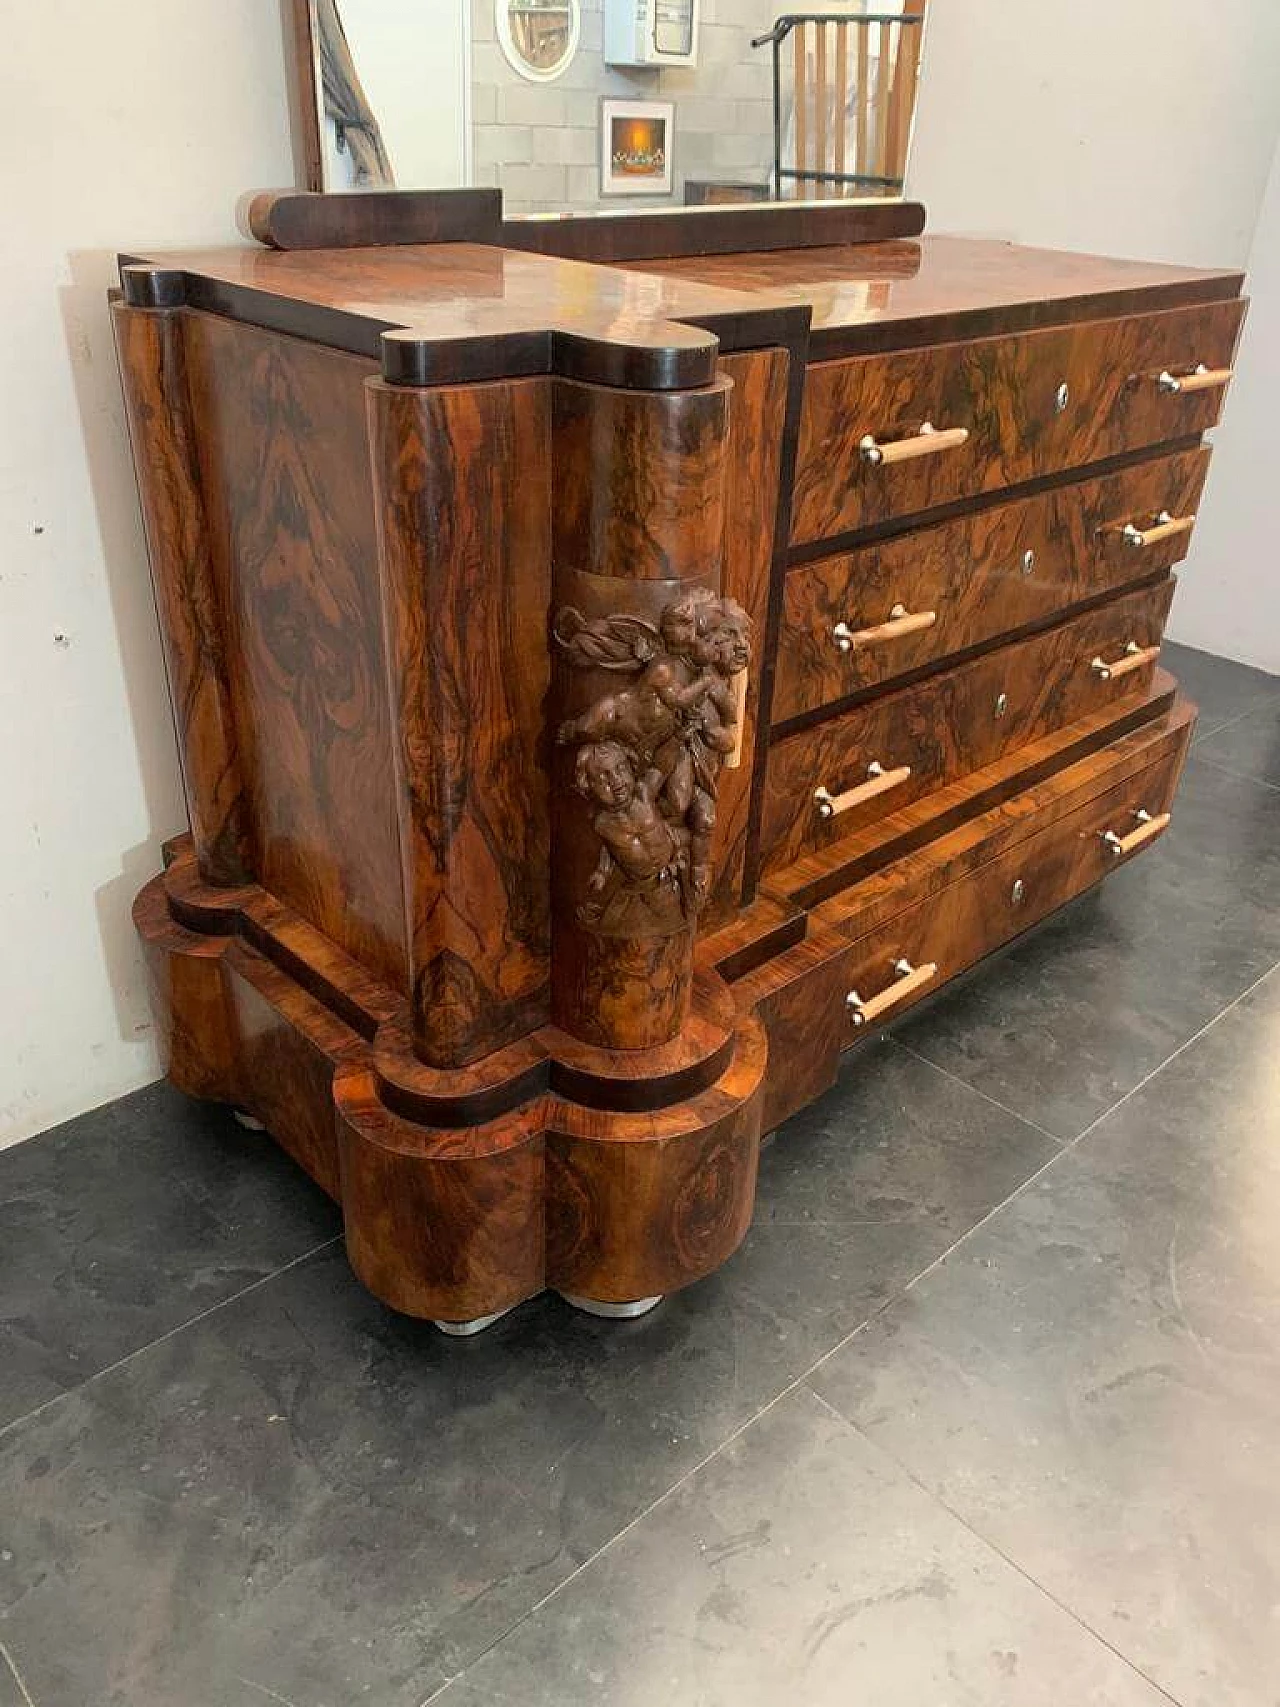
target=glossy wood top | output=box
[120,233,1243,384]
[120,242,759,388]
[632,235,1244,355]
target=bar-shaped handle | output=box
[833,602,938,653]
[1100,807,1171,857]
[1090,640,1161,681]
[1156,363,1233,395]
[859,422,970,467]
[847,957,938,1028]
[1118,510,1196,549]
[814,761,912,819]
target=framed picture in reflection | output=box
[600,98,675,196]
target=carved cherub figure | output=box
[573,740,687,930]
[651,594,751,905]
[555,591,752,921]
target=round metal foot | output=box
[559,1293,664,1320]
[432,1306,515,1337]
[232,1110,266,1132]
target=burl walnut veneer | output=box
[114,193,1245,1330]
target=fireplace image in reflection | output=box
[601,98,674,195]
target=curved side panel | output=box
[134,875,240,1103]
[335,1069,547,1325]
[112,304,252,884]
[545,1016,767,1303]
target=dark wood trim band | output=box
[739,309,813,903]
[501,198,927,262]
[248,188,505,249]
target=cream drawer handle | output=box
[833,603,938,653]
[814,762,912,818]
[1157,363,1233,395]
[847,957,938,1027]
[1100,807,1171,856]
[859,422,970,467]
[1120,510,1196,549]
[1090,640,1161,681]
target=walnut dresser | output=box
[114,191,1245,1331]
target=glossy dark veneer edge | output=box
[548,1038,737,1115]
[376,1058,552,1129]
[249,187,505,249]
[500,198,927,261]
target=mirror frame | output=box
[495,0,581,85]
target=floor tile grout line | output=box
[1187,750,1280,794]
[0,1235,343,1445]
[234,1675,306,1707]
[1071,957,1280,1145]
[418,1361,842,1697]
[1187,701,1273,745]
[803,1389,1188,1707]
[0,1641,37,1707]
[420,1126,1092,1696]
[816,958,1280,1327]
[886,1036,1067,1147]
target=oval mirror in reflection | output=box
[496,0,581,83]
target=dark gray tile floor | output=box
[1,640,1278,1707]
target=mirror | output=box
[292,0,471,190]
[496,0,581,83]
[286,1,928,213]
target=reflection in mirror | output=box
[756,8,925,201]
[287,1,928,216]
[300,0,470,191]
[496,0,581,82]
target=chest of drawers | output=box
[116,192,1244,1330]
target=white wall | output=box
[321,0,471,189]
[907,0,1280,269]
[0,3,295,1148]
[1167,141,1280,672]
[907,0,1280,675]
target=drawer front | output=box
[775,447,1209,722]
[833,728,1186,1041]
[761,578,1174,875]
[792,298,1244,544]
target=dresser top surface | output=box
[626,235,1242,336]
[122,233,1243,373]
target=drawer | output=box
[791,298,1244,544]
[760,578,1174,876]
[827,719,1188,1041]
[774,446,1209,722]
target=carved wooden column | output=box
[549,374,749,1050]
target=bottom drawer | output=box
[829,710,1190,1041]
[728,698,1194,1126]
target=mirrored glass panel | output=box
[288,1,930,214]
